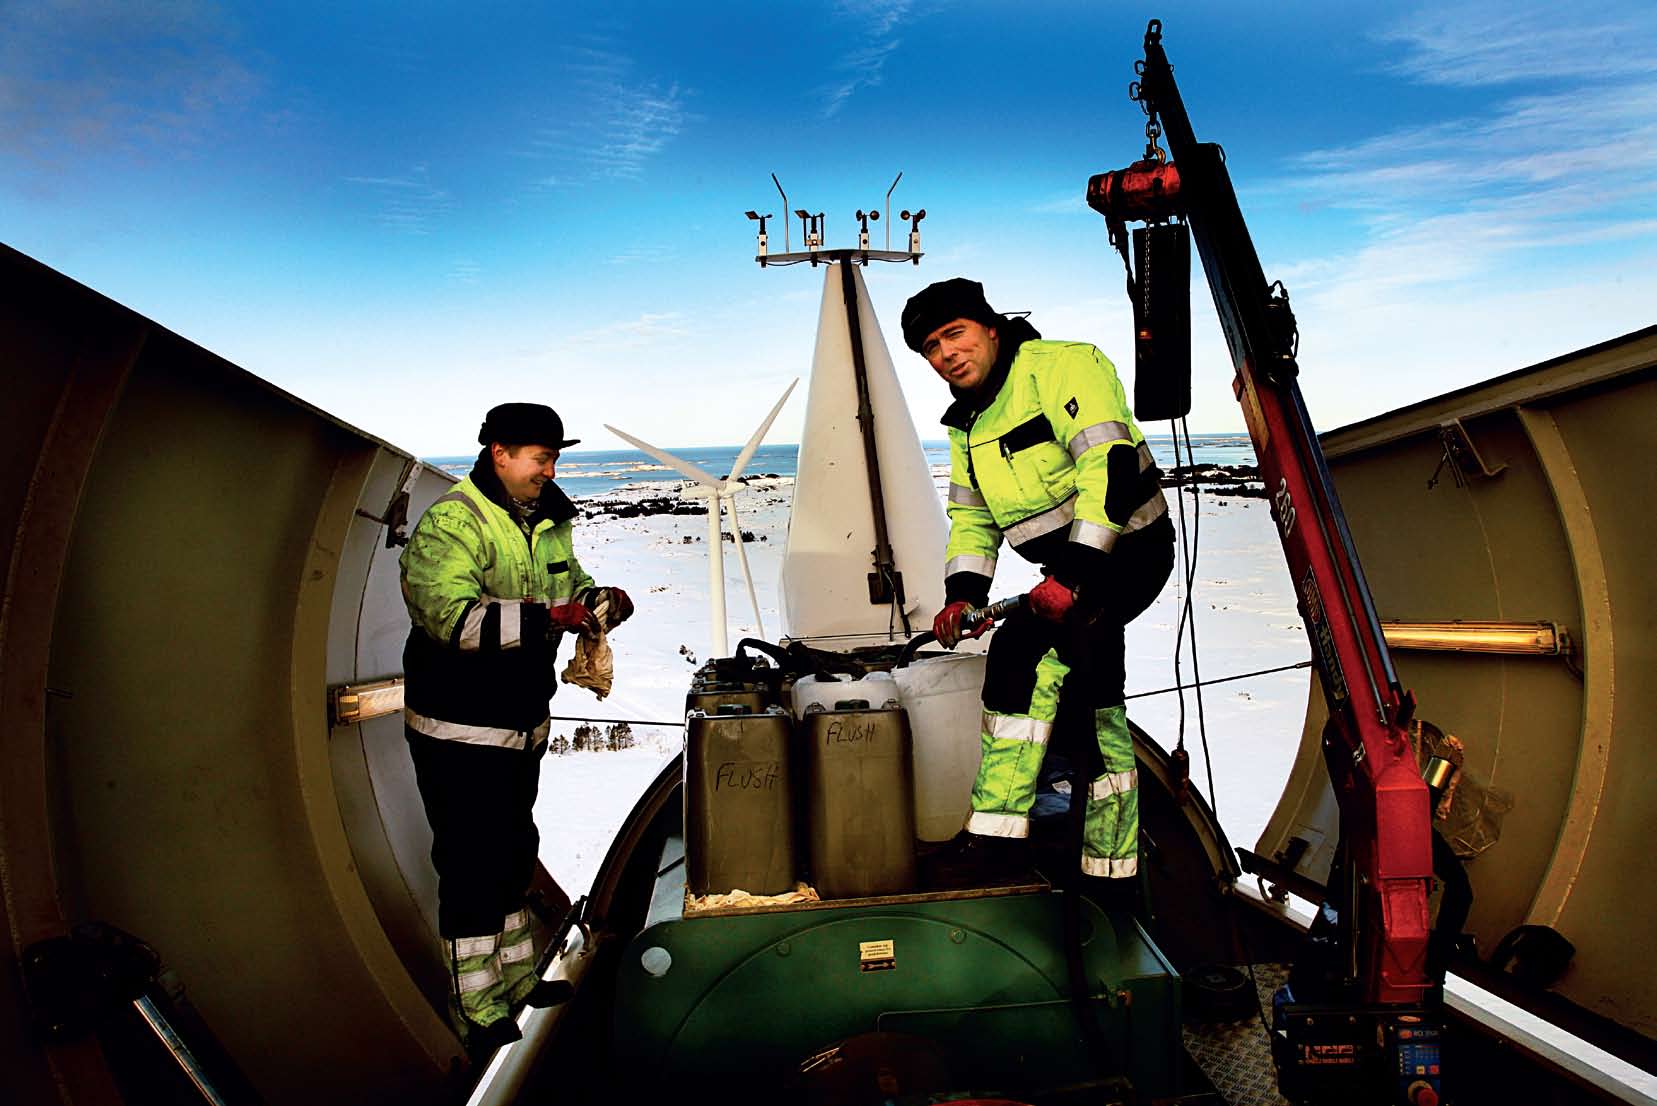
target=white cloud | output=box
[1238,4,1657,426]
[570,310,693,350]
[343,165,453,235]
[819,0,914,118]
[1274,4,1657,332]
[528,41,690,181]
[1293,255,1657,429]
[1380,1,1657,87]
[1029,190,1086,216]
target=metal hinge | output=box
[355,459,424,547]
[1429,419,1506,489]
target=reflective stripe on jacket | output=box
[399,468,594,746]
[943,340,1167,597]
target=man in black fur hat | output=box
[399,402,632,1053]
[901,279,1173,893]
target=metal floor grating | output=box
[1180,963,1289,1106]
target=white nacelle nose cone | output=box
[781,262,946,644]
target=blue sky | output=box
[5,1,1654,453]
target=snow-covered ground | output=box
[533,474,1309,897]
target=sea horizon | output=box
[426,433,1260,500]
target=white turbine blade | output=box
[604,424,722,488]
[726,379,798,483]
[726,495,765,640]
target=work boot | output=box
[920,831,1033,890]
[522,978,574,1008]
[463,1013,523,1060]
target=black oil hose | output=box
[735,637,791,669]
[1060,631,1116,1079]
[894,630,939,669]
[1062,775,1104,1062]
[732,636,863,682]
[1428,829,1472,982]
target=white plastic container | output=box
[893,653,988,841]
[790,671,901,718]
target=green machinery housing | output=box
[611,836,1182,1095]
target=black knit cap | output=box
[477,403,581,449]
[900,277,1003,352]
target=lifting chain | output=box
[1141,214,1153,328]
[1129,54,1168,164]
[1114,26,1170,310]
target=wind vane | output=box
[746,172,925,267]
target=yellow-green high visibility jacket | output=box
[400,461,594,748]
[942,335,1168,605]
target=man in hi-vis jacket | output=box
[902,278,1173,892]
[400,402,632,1054]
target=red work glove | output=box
[933,600,992,649]
[545,600,594,636]
[1027,575,1076,623]
[580,586,634,629]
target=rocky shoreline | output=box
[1162,463,1267,499]
[578,463,1265,522]
[578,473,789,521]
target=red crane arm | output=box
[1088,19,1433,1006]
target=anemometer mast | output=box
[749,172,925,267]
[748,173,928,631]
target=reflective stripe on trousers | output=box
[449,903,543,1026]
[1081,704,1138,876]
[498,907,542,1006]
[965,648,1069,838]
[404,708,551,751]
